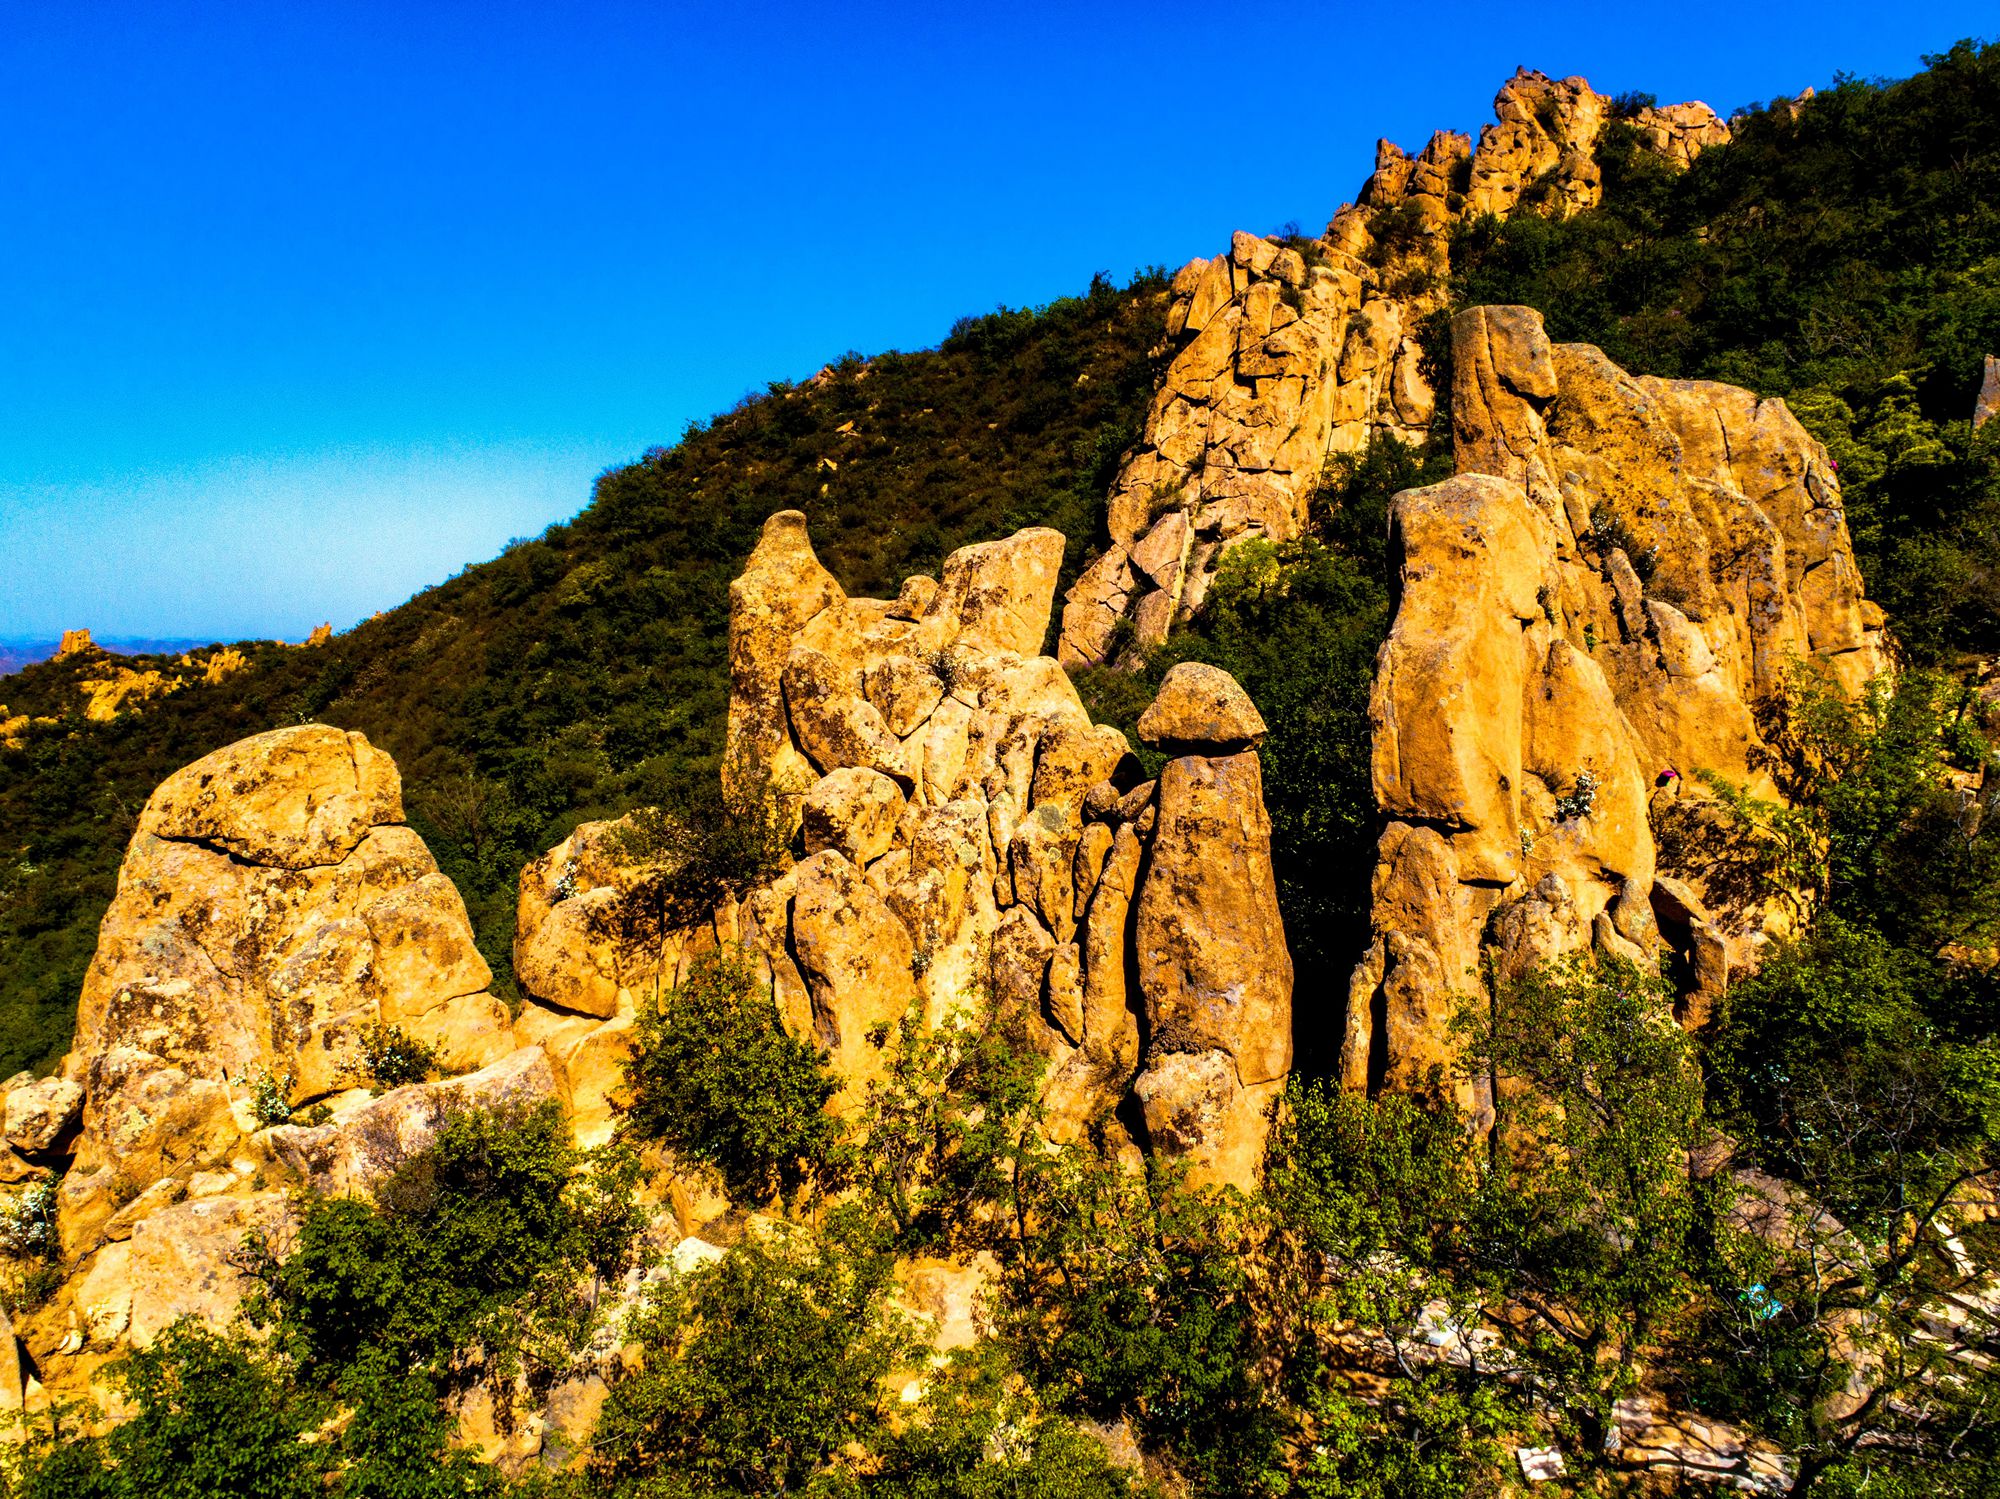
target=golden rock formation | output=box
[1342,305,1887,1106]
[1060,71,1732,668]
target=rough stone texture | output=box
[1342,306,1889,1102]
[1133,753,1292,1182]
[261,1045,559,1198]
[1061,71,1730,668]
[57,725,510,1261]
[1977,354,2000,430]
[725,510,845,814]
[125,1193,296,1347]
[4,1075,83,1155]
[136,723,403,870]
[717,515,1290,1185]
[1137,662,1268,753]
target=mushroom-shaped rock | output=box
[1136,663,1267,754]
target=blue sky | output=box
[2,2,1993,641]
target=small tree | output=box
[854,1001,1044,1253]
[620,946,841,1204]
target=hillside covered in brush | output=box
[0,278,1167,1073]
[2,43,1997,1087]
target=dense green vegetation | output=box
[0,273,1168,1075]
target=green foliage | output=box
[871,1347,1142,1499]
[0,1319,520,1499]
[1694,662,2000,954]
[1462,958,1710,1409]
[250,1068,295,1126]
[622,947,842,1204]
[854,1001,1044,1254]
[1296,1373,1511,1499]
[1709,917,2000,1243]
[1000,1150,1284,1499]
[607,774,789,963]
[250,1101,641,1386]
[0,1179,59,1260]
[1271,960,1712,1472]
[4,1322,324,1499]
[1694,916,2000,1487]
[359,1021,443,1091]
[588,1220,909,1498]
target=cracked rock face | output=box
[1343,305,1888,1105]
[60,725,514,1256]
[1061,70,1733,670]
[725,510,1293,1187]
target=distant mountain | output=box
[0,636,217,679]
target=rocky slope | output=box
[0,518,1290,1433]
[1059,70,1731,669]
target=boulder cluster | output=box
[1060,70,1732,668]
[719,513,1290,1188]
[0,514,1293,1426]
[1345,304,1888,1104]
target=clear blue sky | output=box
[1,2,1992,641]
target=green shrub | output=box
[358,1020,441,1091]
[0,1179,58,1259]
[249,1100,639,1386]
[1000,1150,1283,1499]
[854,1002,1043,1253]
[248,1068,294,1127]
[4,1321,324,1499]
[621,946,842,1204]
[589,1220,908,1498]
[872,1346,1141,1499]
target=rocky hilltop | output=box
[1060,70,1731,668]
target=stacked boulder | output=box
[1343,305,1888,1104]
[712,512,1294,1189]
[1061,70,1733,668]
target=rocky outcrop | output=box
[56,725,517,1255]
[1342,306,1888,1101]
[1977,354,2000,430]
[1061,71,1731,668]
[0,722,591,1417]
[726,511,1292,1186]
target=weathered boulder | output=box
[802,767,907,865]
[1137,663,1268,754]
[725,510,845,809]
[4,1075,82,1155]
[59,725,512,1258]
[137,723,402,869]
[261,1045,559,1199]
[1343,306,1888,1101]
